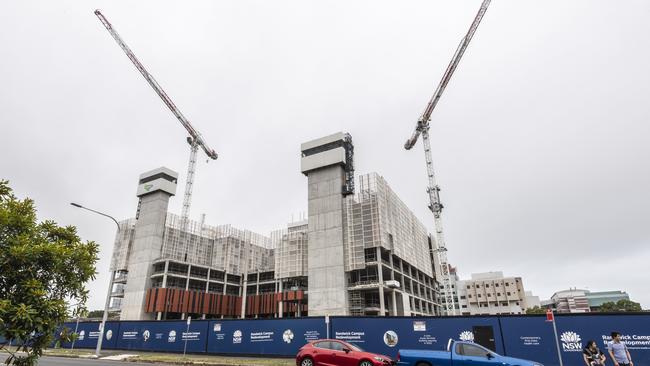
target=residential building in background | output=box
[456,272,534,315]
[543,289,631,313]
[108,132,442,320]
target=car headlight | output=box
[373,356,385,362]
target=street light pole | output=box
[70,202,120,358]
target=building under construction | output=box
[108,132,442,320]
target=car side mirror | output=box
[343,348,351,353]
[486,353,494,359]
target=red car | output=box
[296,339,394,366]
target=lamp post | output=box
[70,202,120,358]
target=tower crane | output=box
[94,10,218,229]
[403,0,491,316]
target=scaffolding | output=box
[343,173,434,277]
[109,218,136,272]
[271,220,309,279]
[158,213,274,274]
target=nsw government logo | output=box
[168,330,176,343]
[105,330,113,341]
[78,330,85,341]
[233,330,242,344]
[459,331,474,342]
[560,331,582,351]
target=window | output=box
[487,294,492,297]
[507,292,511,296]
[506,283,510,287]
[460,296,466,299]
[476,285,480,289]
[314,341,331,350]
[467,285,471,289]
[478,294,482,298]
[457,343,489,358]
[497,293,501,296]
[330,342,345,351]
[469,295,472,298]
[486,284,490,288]
[495,284,499,287]
[516,302,520,306]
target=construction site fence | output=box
[46,313,650,366]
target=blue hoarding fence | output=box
[51,313,650,366]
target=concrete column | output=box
[240,273,248,319]
[376,247,386,316]
[278,281,283,318]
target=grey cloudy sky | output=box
[1,0,649,311]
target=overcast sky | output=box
[1,0,649,311]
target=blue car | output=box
[396,340,543,366]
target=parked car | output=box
[397,340,543,366]
[296,339,395,366]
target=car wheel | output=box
[301,357,314,366]
[359,360,374,366]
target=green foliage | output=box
[0,180,99,365]
[598,299,642,312]
[526,306,548,314]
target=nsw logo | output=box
[459,331,474,342]
[233,330,242,344]
[78,330,85,341]
[560,331,582,352]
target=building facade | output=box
[108,132,442,320]
[543,289,631,313]
[456,272,531,315]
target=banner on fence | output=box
[206,317,326,356]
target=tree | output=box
[0,180,99,365]
[598,299,642,312]
[526,306,548,314]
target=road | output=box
[0,355,155,366]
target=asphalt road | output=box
[0,355,155,366]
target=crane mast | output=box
[403,0,491,316]
[94,10,218,227]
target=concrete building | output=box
[456,272,532,315]
[108,132,442,320]
[543,289,631,313]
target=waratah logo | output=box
[283,329,294,344]
[213,323,222,332]
[560,331,582,352]
[459,331,474,342]
[78,330,85,341]
[168,330,176,343]
[105,330,113,341]
[233,330,242,344]
[142,330,150,342]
